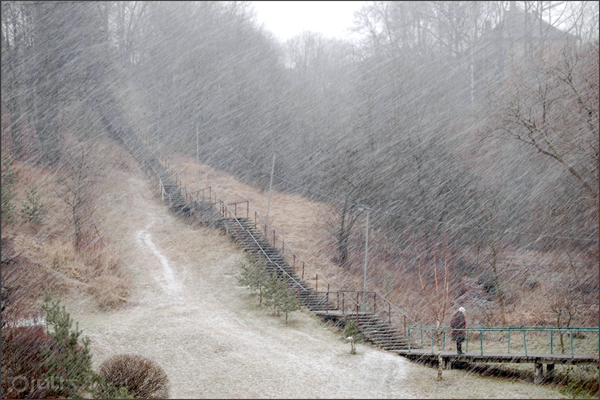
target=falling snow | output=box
[1,1,598,398]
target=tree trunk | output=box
[436,327,443,380]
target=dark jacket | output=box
[450,311,466,341]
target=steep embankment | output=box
[66,151,566,398]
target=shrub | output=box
[343,321,363,354]
[237,255,269,305]
[40,294,96,398]
[1,325,55,399]
[20,184,46,224]
[98,354,169,399]
[1,155,18,224]
[1,295,97,399]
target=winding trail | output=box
[136,228,181,298]
[67,168,565,398]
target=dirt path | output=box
[67,169,566,399]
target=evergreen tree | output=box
[344,321,363,354]
[21,184,46,223]
[40,294,97,398]
[1,155,18,223]
[263,273,286,316]
[278,277,301,324]
[237,255,270,305]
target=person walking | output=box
[450,307,466,354]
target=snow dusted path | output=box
[67,170,565,399]
[136,228,181,298]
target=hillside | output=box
[165,150,599,328]
[2,2,597,397]
[63,142,566,398]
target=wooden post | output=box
[373,293,376,314]
[534,363,543,384]
[546,364,555,380]
[443,357,452,370]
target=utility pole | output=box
[265,153,275,225]
[357,204,372,312]
[196,121,200,195]
[157,97,161,154]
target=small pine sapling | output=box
[344,321,363,354]
[40,294,96,398]
[21,184,47,223]
[278,277,301,324]
[264,273,286,316]
[1,155,18,223]
[237,256,270,305]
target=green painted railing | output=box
[408,326,599,357]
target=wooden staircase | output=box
[221,217,333,312]
[345,313,410,352]
[119,131,417,353]
[219,217,413,352]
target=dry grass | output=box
[168,151,363,292]
[1,139,134,312]
[167,151,598,330]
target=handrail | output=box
[225,192,361,311]
[419,325,600,331]
[192,186,361,312]
[408,325,599,356]
[239,198,339,293]
[200,189,308,292]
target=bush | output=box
[40,294,95,398]
[20,184,46,224]
[237,255,269,305]
[1,155,18,224]
[1,325,55,399]
[343,321,363,354]
[98,354,169,399]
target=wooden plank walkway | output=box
[393,349,599,383]
[395,349,599,364]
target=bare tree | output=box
[55,141,103,249]
[489,41,598,216]
[416,235,452,380]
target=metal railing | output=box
[409,325,600,356]
[205,186,422,331]
[193,186,363,316]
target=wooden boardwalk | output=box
[394,349,599,383]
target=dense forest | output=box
[2,1,598,327]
